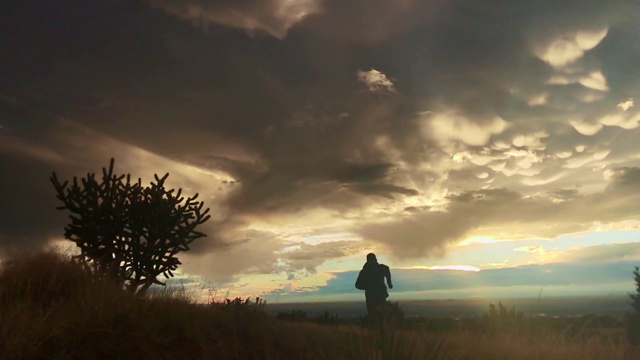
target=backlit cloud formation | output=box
[151,0,322,38]
[356,69,398,94]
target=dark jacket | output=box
[355,261,391,300]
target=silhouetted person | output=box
[355,253,392,325]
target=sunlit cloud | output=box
[356,69,398,94]
[427,112,508,147]
[521,172,568,186]
[482,261,509,269]
[535,38,584,68]
[586,220,640,233]
[514,245,546,254]
[599,113,640,130]
[570,120,603,136]
[429,265,480,272]
[562,149,610,169]
[618,98,635,112]
[511,131,548,150]
[575,26,609,51]
[532,25,608,68]
[578,71,608,91]
[546,71,609,93]
[457,237,498,246]
[555,151,573,159]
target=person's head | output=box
[366,253,377,263]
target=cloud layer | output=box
[1,0,640,286]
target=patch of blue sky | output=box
[405,230,640,270]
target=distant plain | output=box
[265,296,631,319]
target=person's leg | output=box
[373,299,384,324]
[366,298,376,326]
[366,298,384,326]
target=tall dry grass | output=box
[0,251,633,359]
[0,252,446,359]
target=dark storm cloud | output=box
[150,0,323,39]
[608,167,640,189]
[211,159,418,213]
[0,156,67,254]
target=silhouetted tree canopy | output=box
[631,266,640,314]
[50,159,210,294]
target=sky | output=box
[1,0,640,303]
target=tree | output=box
[50,159,210,294]
[631,266,640,314]
[626,266,640,345]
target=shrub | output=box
[481,302,526,334]
[50,159,210,294]
[277,309,309,322]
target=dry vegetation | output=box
[0,252,635,359]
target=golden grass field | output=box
[0,252,636,360]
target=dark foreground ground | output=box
[265,295,630,319]
[2,252,638,359]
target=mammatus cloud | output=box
[151,0,323,39]
[618,98,634,111]
[357,167,640,259]
[570,120,603,136]
[426,112,509,147]
[531,25,608,68]
[356,69,398,94]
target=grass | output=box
[0,251,635,359]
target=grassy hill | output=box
[0,252,634,359]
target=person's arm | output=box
[355,269,366,290]
[384,265,393,289]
